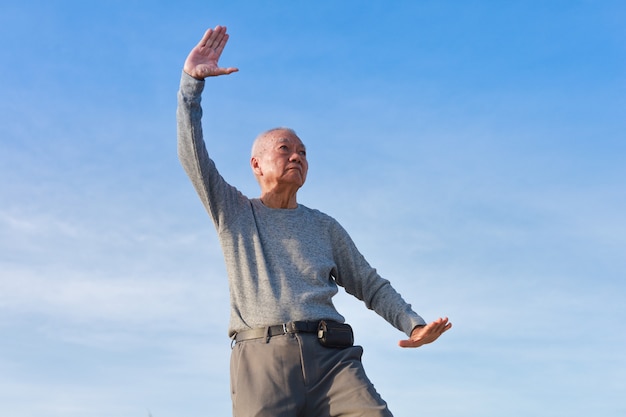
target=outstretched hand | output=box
[398,317,452,348]
[184,25,239,79]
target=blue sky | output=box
[1,1,624,416]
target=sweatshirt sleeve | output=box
[176,71,247,230]
[330,221,427,336]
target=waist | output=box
[233,320,329,343]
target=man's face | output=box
[252,129,308,190]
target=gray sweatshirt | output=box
[177,72,426,337]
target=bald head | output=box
[251,127,299,158]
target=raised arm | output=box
[177,26,244,230]
[183,25,239,80]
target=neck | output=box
[260,190,298,209]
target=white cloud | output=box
[0,264,227,327]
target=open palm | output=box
[398,317,452,348]
[183,25,238,79]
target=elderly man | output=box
[177,25,451,417]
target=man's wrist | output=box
[180,71,205,95]
[411,325,426,334]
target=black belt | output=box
[234,320,321,343]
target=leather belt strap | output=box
[234,320,321,343]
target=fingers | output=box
[432,317,452,333]
[198,25,228,49]
[398,317,452,348]
[184,25,237,79]
[222,67,239,74]
[398,338,418,348]
[214,33,229,57]
[430,318,452,338]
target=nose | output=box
[289,152,302,163]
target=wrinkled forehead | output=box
[264,129,304,147]
[252,128,305,156]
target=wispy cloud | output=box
[1,1,625,416]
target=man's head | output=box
[250,127,308,193]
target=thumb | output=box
[397,337,424,348]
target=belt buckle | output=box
[282,323,289,334]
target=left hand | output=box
[398,317,452,348]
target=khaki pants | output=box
[230,332,393,417]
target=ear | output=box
[251,157,263,177]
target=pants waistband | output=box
[234,321,323,343]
